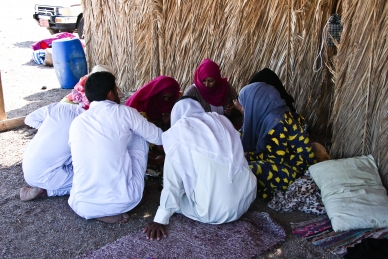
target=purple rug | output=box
[77,211,286,259]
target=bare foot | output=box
[96,213,130,224]
[20,187,47,201]
[311,142,330,162]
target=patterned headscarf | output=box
[194,59,229,106]
[125,76,180,121]
[239,82,290,153]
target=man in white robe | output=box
[68,71,163,224]
[21,102,85,201]
[144,97,257,240]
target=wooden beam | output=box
[0,71,6,120]
[0,116,26,132]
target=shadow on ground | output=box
[13,41,36,49]
[5,88,71,119]
[22,59,55,69]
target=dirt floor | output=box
[0,2,340,258]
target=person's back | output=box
[235,82,316,201]
[178,149,257,223]
[144,97,257,240]
[21,102,84,201]
[68,71,163,223]
[144,97,256,240]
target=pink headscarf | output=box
[125,76,180,121]
[67,76,90,109]
[194,59,229,106]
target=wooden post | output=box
[0,71,6,120]
[0,70,26,132]
[0,117,26,132]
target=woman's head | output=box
[238,82,285,111]
[249,68,296,112]
[161,92,173,101]
[201,77,217,88]
[239,82,289,153]
[125,76,180,121]
[154,87,176,104]
[194,59,221,87]
[193,58,229,106]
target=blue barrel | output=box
[52,38,87,89]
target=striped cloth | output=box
[291,216,388,256]
[32,49,46,65]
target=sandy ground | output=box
[0,1,340,258]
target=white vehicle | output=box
[33,0,84,38]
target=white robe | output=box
[154,99,257,225]
[23,103,85,196]
[68,100,163,219]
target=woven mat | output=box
[291,215,388,256]
[77,211,286,259]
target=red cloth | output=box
[125,76,180,121]
[193,59,229,106]
[31,32,76,51]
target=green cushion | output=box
[309,155,388,231]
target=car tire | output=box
[77,17,84,39]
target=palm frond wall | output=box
[331,0,388,187]
[82,0,388,188]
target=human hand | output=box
[233,99,244,114]
[224,104,235,116]
[148,154,165,167]
[154,155,165,166]
[161,113,170,124]
[143,222,167,240]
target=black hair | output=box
[84,71,116,102]
[175,95,200,104]
[249,68,296,112]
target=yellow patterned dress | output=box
[246,112,317,200]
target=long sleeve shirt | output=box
[68,100,163,219]
[154,146,257,225]
[154,101,257,225]
[23,103,84,192]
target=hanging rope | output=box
[313,0,340,73]
[312,17,330,73]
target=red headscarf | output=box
[125,76,180,121]
[194,59,229,106]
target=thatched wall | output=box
[331,0,388,187]
[84,0,335,130]
[83,0,388,188]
